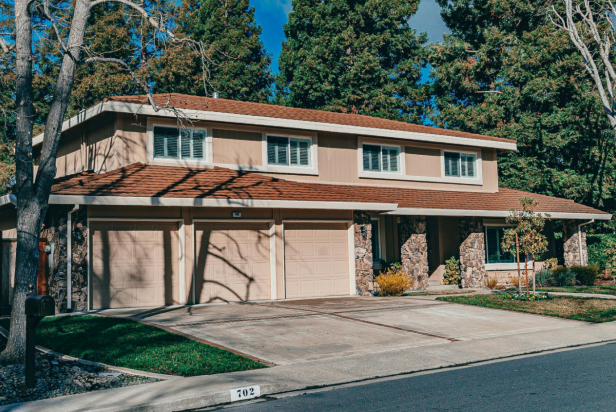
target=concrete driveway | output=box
[99,295,583,366]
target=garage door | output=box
[284,223,349,299]
[195,222,271,303]
[90,221,180,309]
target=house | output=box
[0,93,611,312]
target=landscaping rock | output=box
[0,352,158,406]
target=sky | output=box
[250,0,450,74]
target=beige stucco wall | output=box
[212,129,262,166]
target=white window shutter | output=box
[154,127,179,159]
[180,130,191,159]
[267,136,289,165]
[382,147,399,172]
[192,130,206,159]
[363,145,381,172]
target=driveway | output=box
[99,295,583,366]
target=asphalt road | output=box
[225,343,616,411]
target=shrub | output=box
[535,268,554,287]
[375,263,413,296]
[587,234,616,271]
[443,256,461,285]
[486,276,499,290]
[551,266,577,286]
[507,275,520,289]
[543,258,559,269]
[569,265,599,286]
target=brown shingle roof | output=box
[104,93,516,146]
[50,163,393,205]
[50,163,609,218]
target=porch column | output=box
[459,217,486,288]
[398,216,429,290]
[353,211,373,296]
[563,220,587,267]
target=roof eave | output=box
[33,101,518,151]
[385,207,611,220]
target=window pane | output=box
[267,136,289,165]
[371,220,380,262]
[290,138,310,166]
[153,127,179,159]
[192,130,205,159]
[363,145,381,172]
[382,147,399,172]
[486,227,516,264]
[180,130,191,159]
[444,152,460,177]
[461,153,476,177]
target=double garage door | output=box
[90,220,350,309]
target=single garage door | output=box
[90,221,180,309]
[284,223,349,299]
[195,222,271,303]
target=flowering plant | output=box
[508,292,552,301]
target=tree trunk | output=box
[524,255,529,297]
[516,233,522,296]
[1,0,92,365]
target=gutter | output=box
[67,204,80,311]
[577,219,594,266]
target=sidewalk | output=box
[3,315,616,412]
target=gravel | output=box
[0,351,159,406]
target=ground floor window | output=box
[371,219,382,263]
[485,226,516,264]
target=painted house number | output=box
[230,385,261,402]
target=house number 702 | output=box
[230,385,261,402]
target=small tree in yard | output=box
[501,198,550,296]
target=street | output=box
[224,343,616,411]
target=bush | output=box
[587,234,616,271]
[551,266,578,286]
[569,265,599,286]
[375,263,413,296]
[443,256,461,285]
[486,277,499,290]
[535,268,553,287]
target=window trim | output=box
[358,140,405,177]
[440,149,482,183]
[484,223,534,270]
[147,119,213,165]
[261,133,318,175]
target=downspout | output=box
[67,205,80,311]
[577,219,594,266]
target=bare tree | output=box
[549,0,616,138]
[1,0,211,364]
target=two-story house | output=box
[0,93,611,312]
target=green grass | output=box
[0,315,266,377]
[436,293,616,323]
[536,285,616,296]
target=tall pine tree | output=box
[428,0,616,219]
[153,0,273,102]
[277,0,427,121]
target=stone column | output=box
[563,220,587,267]
[46,205,89,313]
[398,216,429,290]
[353,211,373,296]
[459,217,486,288]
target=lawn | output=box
[0,315,266,377]
[405,290,476,296]
[436,293,616,323]
[536,285,616,296]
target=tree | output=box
[549,0,616,140]
[429,0,616,221]
[502,198,549,296]
[0,0,211,364]
[152,0,273,102]
[277,0,428,121]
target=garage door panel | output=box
[195,223,271,303]
[90,222,180,310]
[284,223,349,299]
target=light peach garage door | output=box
[195,222,271,303]
[90,221,180,310]
[284,223,349,299]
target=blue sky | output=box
[250,0,450,73]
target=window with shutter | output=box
[180,130,206,160]
[267,136,289,165]
[444,152,460,177]
[382,147,399,172]
[363,144,381,172]
[461,153,476,177]
[153,127,180,159]
[290,138,311,166]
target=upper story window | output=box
[154,126,206,160]
[444,151,476,178]
[363,144,400,173]
[267,136,311,167]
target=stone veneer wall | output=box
[459,217,486,288]
[563,220,587,267]
[398,216,429,290]
[45,205,88,313]
[353,211,373,296]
